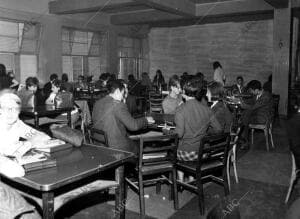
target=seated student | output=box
[0,90,50,176]
[170,77,222,162]
[92,79,153,153]
[153,69,165,91]
[43,73,58,100]
[74,75,87,91]
[231,76,246,95]
[240,80,273,147]
[162,75,183,114]
[18,77,45,107]
[95,73,110,90]
[45,79,80,126]
[61,73,73,93]
[207,82,233,133]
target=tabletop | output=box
[21,105,73,117]
[6,144,134,192]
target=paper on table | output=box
[17,153,48,165]
[129,131,163,140]
[35,139,66,149]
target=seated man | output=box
[0,90,51,177]
[92,79,153,153]
[231,76,246,95]
[240,80,273,146]
[0,90,50,219]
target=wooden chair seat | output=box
[141,162,173,174]
[249,123,267,129]
[20,180,118,212]
[177,160,223,173]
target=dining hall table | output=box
[0,144,135,219]
[20,105,73,128]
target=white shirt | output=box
[0,120,49,156]
[213,67,225,85]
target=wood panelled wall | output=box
[148,20,273,85]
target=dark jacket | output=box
[43,81,52,100]
[231,84,246,95]
[174,99,222,152]
[0,76,11,91]
[92,95,147,153]
[211,101,233,133]
[241,91,273,125]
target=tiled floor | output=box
[63,115,299,219]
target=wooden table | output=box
[20,105,73,128]
[0,144,134,219]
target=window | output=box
[62,28,108,81]
[0,20,40,83]
[118,36,147,80]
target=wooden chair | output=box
[286,151,299,203]
[227,127,241,191]
[125,134,179,218]
[249,116,274,151]
[87,125,108,146]
[148,92,163,113]
[176,133,231,215]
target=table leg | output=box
[115,166,125,219]
[34,114,39,128]
[42,192,54,219]
[67,111,71,127]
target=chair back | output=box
[198,133,231,171]
[149,92,163,113]
[88,126,108,147]
[138,134,178,170]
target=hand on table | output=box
[146,116,155,124]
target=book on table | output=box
[34,139,73,153]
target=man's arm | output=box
[115,102,148,131]
[174,109,185,138]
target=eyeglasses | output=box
[0,107,20,113]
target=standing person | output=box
[43,73,58,100]
[92,79,153,153]
[213,61,226,86]
[162,75,183,114]
[153,69,165,91]
[0,64,11,91]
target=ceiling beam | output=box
[133,0,196,17]
[264,0,288,8]
[111,0,273,25]
[49,0,134,14]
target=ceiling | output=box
[49,0,293,27]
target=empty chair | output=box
[125,134,179,218]
[149,92,164,113]
[176,133,231,215]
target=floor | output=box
[61,114,300,219]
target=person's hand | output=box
[146,116,155,124]
[162,128,172,135]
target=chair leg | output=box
[156,182,161,194]
[232,150,239,184]
[171,169,179,210]
[223,170,230,196]
[226,153,231,191]
[138,174,146,219]
[196,172,205,215]
[264,128,270,151]
[251,129,254,145]
[269,127,275,148]
[285,171,297,203]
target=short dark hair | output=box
[237,76,243,81]
[213,61,222,70]
[168,75,180,90]
[247,80,262,90]
[50,73,58,81]
[78,75,84,80]
[107,79,125,94]
[99,73,110,81]
[128,74,135,81]
[25,77,39,89]
[183,76,203,97]
[52,79,62,90]
[207,81,224,99]
[62,73,68,82]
